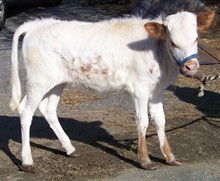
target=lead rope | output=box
[186,74,220,97]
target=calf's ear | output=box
[197,10,215,32]
[144,22,166,40]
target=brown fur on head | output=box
[144,22,166,40]
[197,10,216,32]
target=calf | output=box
[10,10,214,172]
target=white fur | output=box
[10,12,200,166]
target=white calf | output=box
[10,10,214,171]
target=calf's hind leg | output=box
[19,89,48,172]
[38,84,76,156]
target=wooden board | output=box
[199,41,220,64]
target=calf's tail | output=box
[10,21,40,111]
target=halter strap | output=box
[176,53,199,67]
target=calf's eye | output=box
[195,37,199,43]
[170,41,178,48]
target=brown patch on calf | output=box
[71,68,78,72]
[144,22,166,40]
[102,68,108,75]
[80,65,92,73]
[162,137,174,163]
[138,135,150,164]
[197,10,215,32]
[138,135,156,170]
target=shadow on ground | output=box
[0,86,219,172]
[174,86,220,119]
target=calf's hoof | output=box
[19,164,36,173]
[67,147,76,157]
[167,159,183,166]
[141,162,156,171]
[68,151,78,158]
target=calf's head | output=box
[145,10,215,76]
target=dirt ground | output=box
[0,0,219,181]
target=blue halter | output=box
[176,53,199,68]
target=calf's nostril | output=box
[184,61,198,71]
[185,64,191,71]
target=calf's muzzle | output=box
[181,60,200,76]
[177,53,199,76]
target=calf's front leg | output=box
[133,90,156,170]
[149,97,183,166]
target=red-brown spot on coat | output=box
[80,65,92,73]
[102,68,108,75]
